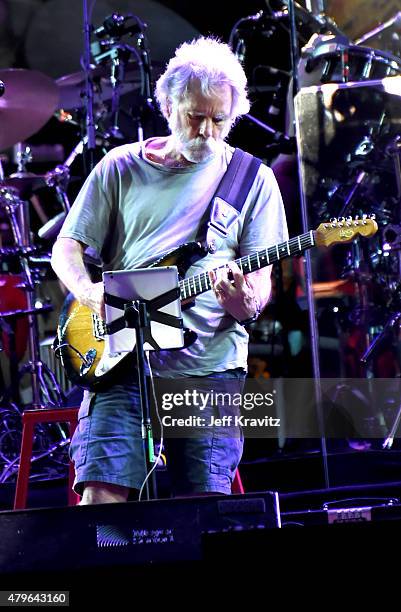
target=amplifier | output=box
[0,491,280,575]
[281,498,401,528]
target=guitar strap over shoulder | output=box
[202,148,262,253]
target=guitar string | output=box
[180,233,314,299]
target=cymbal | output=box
[0,69,60,152]
[56,62,142,110]
[1,172,47,196]
[1,171,79,198]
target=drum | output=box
[0,274,29,360]
[301,43,401,85]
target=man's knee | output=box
[80,481,130,505]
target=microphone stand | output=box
[289,0,330,487]
[359,309,401,450]
[133,32,155,143]
[82,0,97,173]
[243,114,297,154]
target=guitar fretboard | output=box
[180,230,315,301]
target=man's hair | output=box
[155,37,250,125]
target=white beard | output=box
[168,114,223,163]
[179,136,218,163]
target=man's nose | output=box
[199,118,213,138]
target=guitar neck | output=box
[180,230,315,301]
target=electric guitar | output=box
[55,216,378,389]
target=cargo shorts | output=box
[69,369,246,496]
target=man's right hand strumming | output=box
[79,281,105,319]
[51,237,105,319]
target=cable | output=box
[138,352,164,501]
[0,438,72,484]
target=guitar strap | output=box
[201,148,262,253]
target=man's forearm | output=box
[51,238,92,301]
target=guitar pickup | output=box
[92,314,106,340]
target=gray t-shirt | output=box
[59,139,288,377]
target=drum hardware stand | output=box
[12,143,32,174]
[92,40,141,140]
[304,0,325,15]
[361,278,401,449]
[90,12,151,143]
[1,188,64,409]
[360,308,401,450]
[37,165,71,240]
[0,189,68,486]
[366,135,401,449]
[243,113,297,154]
[382,400,401,450]
[45,165,71,215]
[0,313,20,405]
[337,171,368,218]
[388,136,401,203]
[288,0,330,487]
[354,11,401,48]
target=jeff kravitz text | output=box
[161,415,280,427]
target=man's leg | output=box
[80,481,130,505]
[70,383,146,503]
[164,370,245,496]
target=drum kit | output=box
[0,0,401,482]
[232,2,401,443]
[0,11,161,482]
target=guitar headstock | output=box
[314,215,378,248]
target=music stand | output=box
[102,266,184,500]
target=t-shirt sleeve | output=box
[57,155,115,256]
[239,164,289,256]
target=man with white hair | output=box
[51,37,288,504]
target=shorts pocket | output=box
[209,387,244,477]
[69,391,95,468]
[210,436,243,477]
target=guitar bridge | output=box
[92,314,106,340]
[80,348,97,376]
